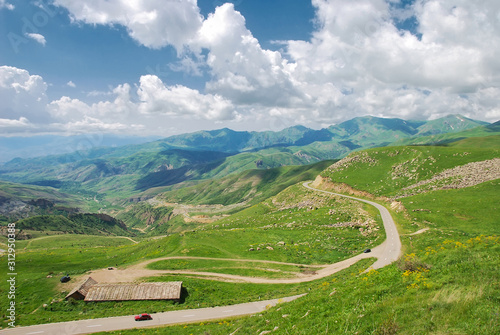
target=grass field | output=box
[97,143,498,334]
[14,234,136,250]
[147,258,319,278]
[0,181,382,328]
[321,145,499,197]
[1,140,498,334]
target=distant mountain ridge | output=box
[155,114,487,153]
[0,114,487,165]
[0,114,493,202]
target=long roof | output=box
[84,281,183,301]
[65,277,98,299]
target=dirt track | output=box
[86,182,402,285]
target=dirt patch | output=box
[406,228,430,236]
[311,175,385,201]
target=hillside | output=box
[158,160,335,206]
[118,160,335,234]
[11,213,132,237]
[0,115,490,206]
[0,136,498,334]
[158,114,487,152]
[0,181,84,224]
[319,137,500,198]
[391,119,499,147]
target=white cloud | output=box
[53,0,203,51]
[67,81,76,88]
[0,65,238,136]
[281,0,500,122]
[137,75,236,120]
[0,117,31,128]
[193,4,305,108]
[3,1,500,137]
[46,75,237,135]
[0,66,50,124]
[0,0,14,10]
[52,0,500,126]
[25,33,47,46]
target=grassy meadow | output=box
[96,144,499,334]
[1,138,499,334]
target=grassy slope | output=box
[0,181,81,206]
[391,121,499,147]
[0,181,382,328]
[1,116,491,206]
[1,136,498,334]
[116,160,335,235]
[320,145,499,197]
[103,138,498,334]
[158,160,335,206]
[13,213,132,237]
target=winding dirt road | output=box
[87,181,401,284]
[4,182,402,334]
[303,181,402,269]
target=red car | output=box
[135,313,152,321]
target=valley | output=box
[0,115,498,334]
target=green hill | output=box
[0,115,492,206]
[12,213,132,237]
[158,160,335,206]
[391,119,499,147]
[0,137,498,333]
[319,141,499,198]
[120,160,335,234]
[0,181,85,224]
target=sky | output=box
[0,0,499,138]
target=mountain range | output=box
[0,114,493,206]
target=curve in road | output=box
[302,181,402,269]
[87,181,401,284]
[4,182,402,334]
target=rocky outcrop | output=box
[402,158,500,194]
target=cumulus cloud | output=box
[0,66,50,125]
[4,1,500,137]
[0,65,238,136]
[0,117,31,128]
[137,75,236,120]
[52,0,500,125]
[0,0,14,10]
[45,75,237,135]
[67,81,76,88]
[25,33,47,46]
[194,4,305,108]
[282,0,500,121]
[53,0,203,51]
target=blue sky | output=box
[0,0,316,100]
[0,0,499,139]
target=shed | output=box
[65,277,98,300]
[84,282,183,302]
